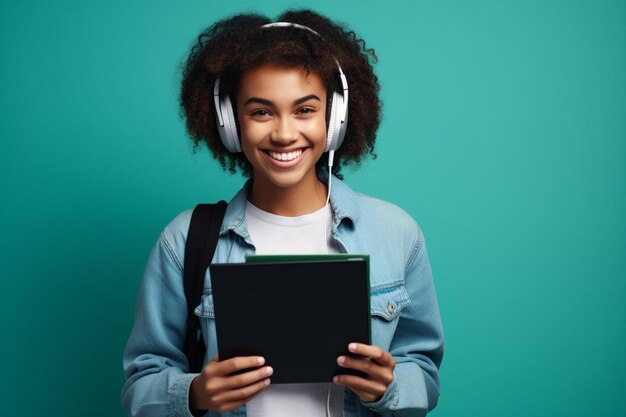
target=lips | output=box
[263,148,306,168]
[267,149,304,161]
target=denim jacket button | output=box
[387,302,395,314]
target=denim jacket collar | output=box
[219,170,361,241]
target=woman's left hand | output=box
[334,342,396,403]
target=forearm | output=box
[122,225,202,417]
[361,360,433,416]
[363,228,444,415]
[122,366,198,417]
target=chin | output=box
[265,172,309,188]
[254,163,314,188]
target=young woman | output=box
[122,9,443,417]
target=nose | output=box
[269,116,297,146]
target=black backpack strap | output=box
[183,200,228,373]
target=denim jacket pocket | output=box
[194,289,215,318]
[193,290,218,358]
[370,284,411,350]
[370,283,411,320]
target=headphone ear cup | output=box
[325,91,348,152]
[218,95,242,153]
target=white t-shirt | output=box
[245,201,344,417]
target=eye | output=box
[250,109,271,117]
[297,107,316,115]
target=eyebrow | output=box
[244,94,321,107]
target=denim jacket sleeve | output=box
[361,226,444,417]
[121,219,199,417]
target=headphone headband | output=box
[261,22,323,38]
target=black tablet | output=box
[209,256,370,384]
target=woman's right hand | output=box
[189,354,273,412]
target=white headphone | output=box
[212,22,349,154]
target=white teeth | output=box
[268,149,303,161]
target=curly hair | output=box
[179,9,381,178]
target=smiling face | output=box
[236,65,328,197]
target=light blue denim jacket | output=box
[122,173,444,417]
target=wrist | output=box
[189,375,205,411]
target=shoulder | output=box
[356,193,417,228]
[332,176,424,250]
[157,208,194,267]
[162,208,194,237]
[353,192,424,254]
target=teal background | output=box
[1,0,624,415]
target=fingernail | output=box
[258,357,265,365]
[266,366,273,376]
[264,378,271,385]
[337,356,346,364]
[349,343,357,352]
[333,376,339,383]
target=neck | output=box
[248,171,328,216]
